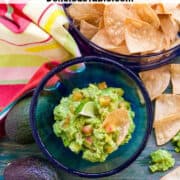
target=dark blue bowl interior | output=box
[30,56,152,177]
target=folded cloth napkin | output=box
[0,1,81,137]
[0,61,60,137]
[0,1,80,84]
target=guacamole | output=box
[172,131,180,153]
[53,82,135,162]
[149,149,175,173]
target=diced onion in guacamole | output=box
[53,82,135,162]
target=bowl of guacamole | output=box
[30,56,153,178]
[53,82,135,162]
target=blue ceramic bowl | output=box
[30,56,153,178]
[64,5,180,71]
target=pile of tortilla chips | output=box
[139,64,180,146]
[67,3,180,55]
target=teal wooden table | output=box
[0,57,180,180]
[1,134,180,180]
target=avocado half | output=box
[3,156,60,180]
[5,97,34,144]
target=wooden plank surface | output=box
[0,57,180,180]
[0,134,180,180]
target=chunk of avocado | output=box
[5,97,34,144]
[149,149,175,173]
[3,156,60,180]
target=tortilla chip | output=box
[151,3,166,14]
[67,4,101,21]
[103,109,130,145]
[171,64,180,94]
[109,41,130,55]
[104,4,139,46]
[98,17,104,29]
[154,112,180,127]
[160,166,180,180]
[125,18,164,53]
[171,7,180,24]
[154,94,180,145]
[158,14,179,46]
[91,28,116,49]
[155,94,180,121]
[80,20,98,39]
[133,4,160,29]
[154,116,180,145]
[139,65,170,100]
[123,4,131,9]
[91,30,129,55]
[92,4,105,15]
[139,35,168,54]
[163,3,180,24]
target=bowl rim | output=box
[63,4,180,70]
[30,56,153,178]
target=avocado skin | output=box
[4,156,60,180]
[5,97,34,144]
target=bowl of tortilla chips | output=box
[65,3,180,71]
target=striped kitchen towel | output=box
[0,1,81,135]
[0,60,60,137]
[0,1,80,85]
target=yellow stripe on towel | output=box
[0,54,49,67]
[43,9,65,33]
[25,41,61,53]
